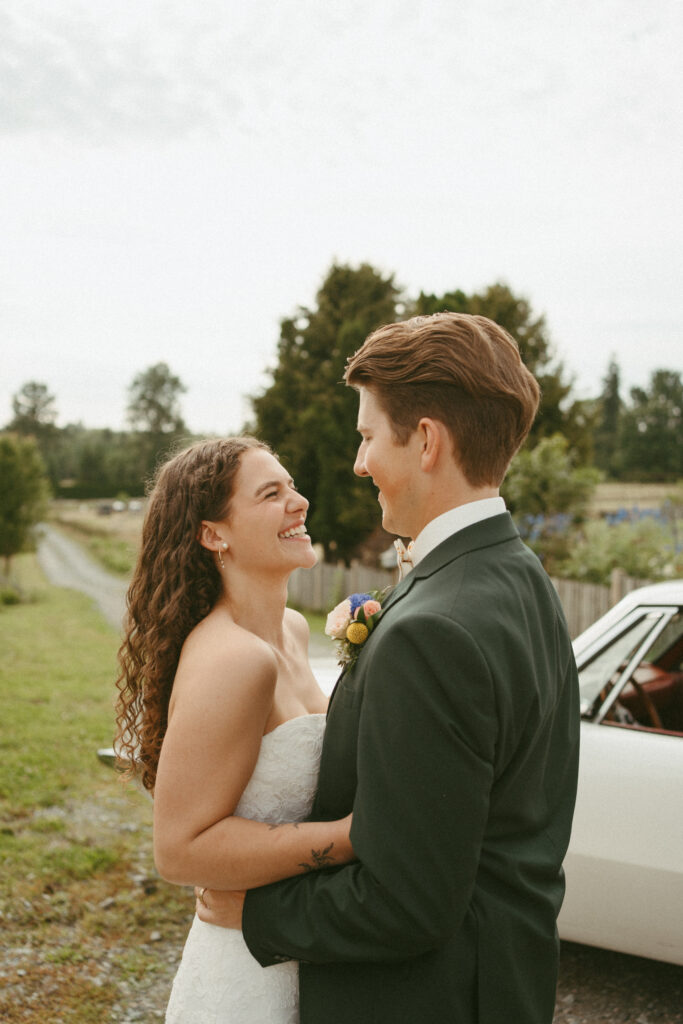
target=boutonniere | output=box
[325,589,390,669]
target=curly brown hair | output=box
[115,436,269,792]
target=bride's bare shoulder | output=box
[284,607,310,650]
[175,612,277,697]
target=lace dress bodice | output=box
[165,713,325,1024]
[234,713,325,824]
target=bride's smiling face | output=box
[213,448,317,573]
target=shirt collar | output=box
[410,496,506,568]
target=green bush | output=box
[0,433,50,575]
[560,518,683,585]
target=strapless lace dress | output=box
[164,712,325,1024]
[165,713,325,1024]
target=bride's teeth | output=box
[280,525,307,538]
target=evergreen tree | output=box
[126,363,188,481]
[251,263,400,561]
[9,381,58,434]
[8,381,61,487]
[411,283,590,458]
[619,370,683,481]
[593,357,623,477]
[253,268,598,561]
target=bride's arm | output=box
[157,813,354,891]
[152,631,353,890]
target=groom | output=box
[200,312,580,1023]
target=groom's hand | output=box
[194,886,245,930]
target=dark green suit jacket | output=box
[243,513,580,1023]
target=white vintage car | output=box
[559,580,683,965]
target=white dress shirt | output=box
[410,497,506,569]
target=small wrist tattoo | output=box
[298,843,335,872]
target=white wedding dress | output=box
[165,713,325,1024]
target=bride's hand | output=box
[193,815,355,925]
[195,886,245,929]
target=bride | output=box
[115,436,354,1023]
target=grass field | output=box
[0,556,190,1022]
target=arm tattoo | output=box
[298,842,336,872]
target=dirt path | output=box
[37,524,129,631]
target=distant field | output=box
[53,480,678,544]
[52,501,145,547]
[589,482,677,515]
[51,484,679,581]
[51,502,144,576]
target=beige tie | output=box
[394,538,415,580]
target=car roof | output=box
[572,579,683,659]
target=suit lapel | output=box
[381,512,519,614]
[373,567,417,616]
[327,513,520,712]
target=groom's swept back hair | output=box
[344,312,540,487]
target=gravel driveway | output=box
[37,524,128,631]
[35,527,683,1021]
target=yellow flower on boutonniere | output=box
[346,621,369,644]
[325,591,388,668]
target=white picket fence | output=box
[288,563,652,639]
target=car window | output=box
[645,612,683,670]
[606,611,683,732]
[578,612,663,717]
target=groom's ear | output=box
[417,417,446,472]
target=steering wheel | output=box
[618,677,663,730]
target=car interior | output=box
[606,612,683,735]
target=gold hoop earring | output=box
[217,542,228,570]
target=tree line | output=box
[5,363,188,500]
[2,261,682,574]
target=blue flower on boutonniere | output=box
[325,590,389,669]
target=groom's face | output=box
[354,387,423,538]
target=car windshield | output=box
[578,612,661,716]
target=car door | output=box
[558,605,683,965]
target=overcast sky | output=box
[2,0,681,435]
